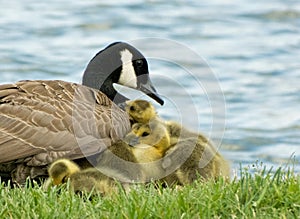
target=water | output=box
[1,0,300,175]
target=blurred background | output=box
[1,0,299,175]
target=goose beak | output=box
[139,79,164,105]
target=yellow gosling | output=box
[125,99,157,124]
[43,159,80,189]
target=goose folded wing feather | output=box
[0,80,130,166]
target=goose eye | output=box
[130,106,135,111]
[141,132,149,137]
[136,60,143,67]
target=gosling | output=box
[125,99,230,185]
[44,158,130,195]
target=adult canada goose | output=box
[0,42,164,184]
[125,100,230,185]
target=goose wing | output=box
[0,80,130,166]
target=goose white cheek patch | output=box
[119,49,137,88]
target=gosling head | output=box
[124,121,171,154]
[125,99,157,124]
[48,159,80,185]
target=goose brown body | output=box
[0,80,129,166]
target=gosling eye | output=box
[141,132,149,137]
[62,176,68,183]
[135,60,143,67]
[130,106,135,111]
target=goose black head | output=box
[82,42,164,106]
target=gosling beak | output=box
[124,100,131,109]
[123,134,140,147]
[139,79,164,106]
[118,102,127,110]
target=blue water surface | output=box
[1,0,299,175]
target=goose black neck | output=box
[82,43,130,105]
[100,77,129,105]
[82,71,129,105]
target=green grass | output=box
[1,165,299,219]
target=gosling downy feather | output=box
[44,159,130,196]
[125,99,157,124]
[122,120,172,181]
[125,99,196,143]
[43,158,81,189]
[124,121,171,160]
[0,42,164,184]
[90,121,172,184]
[46,121,172,191]
[125,99,230,185]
